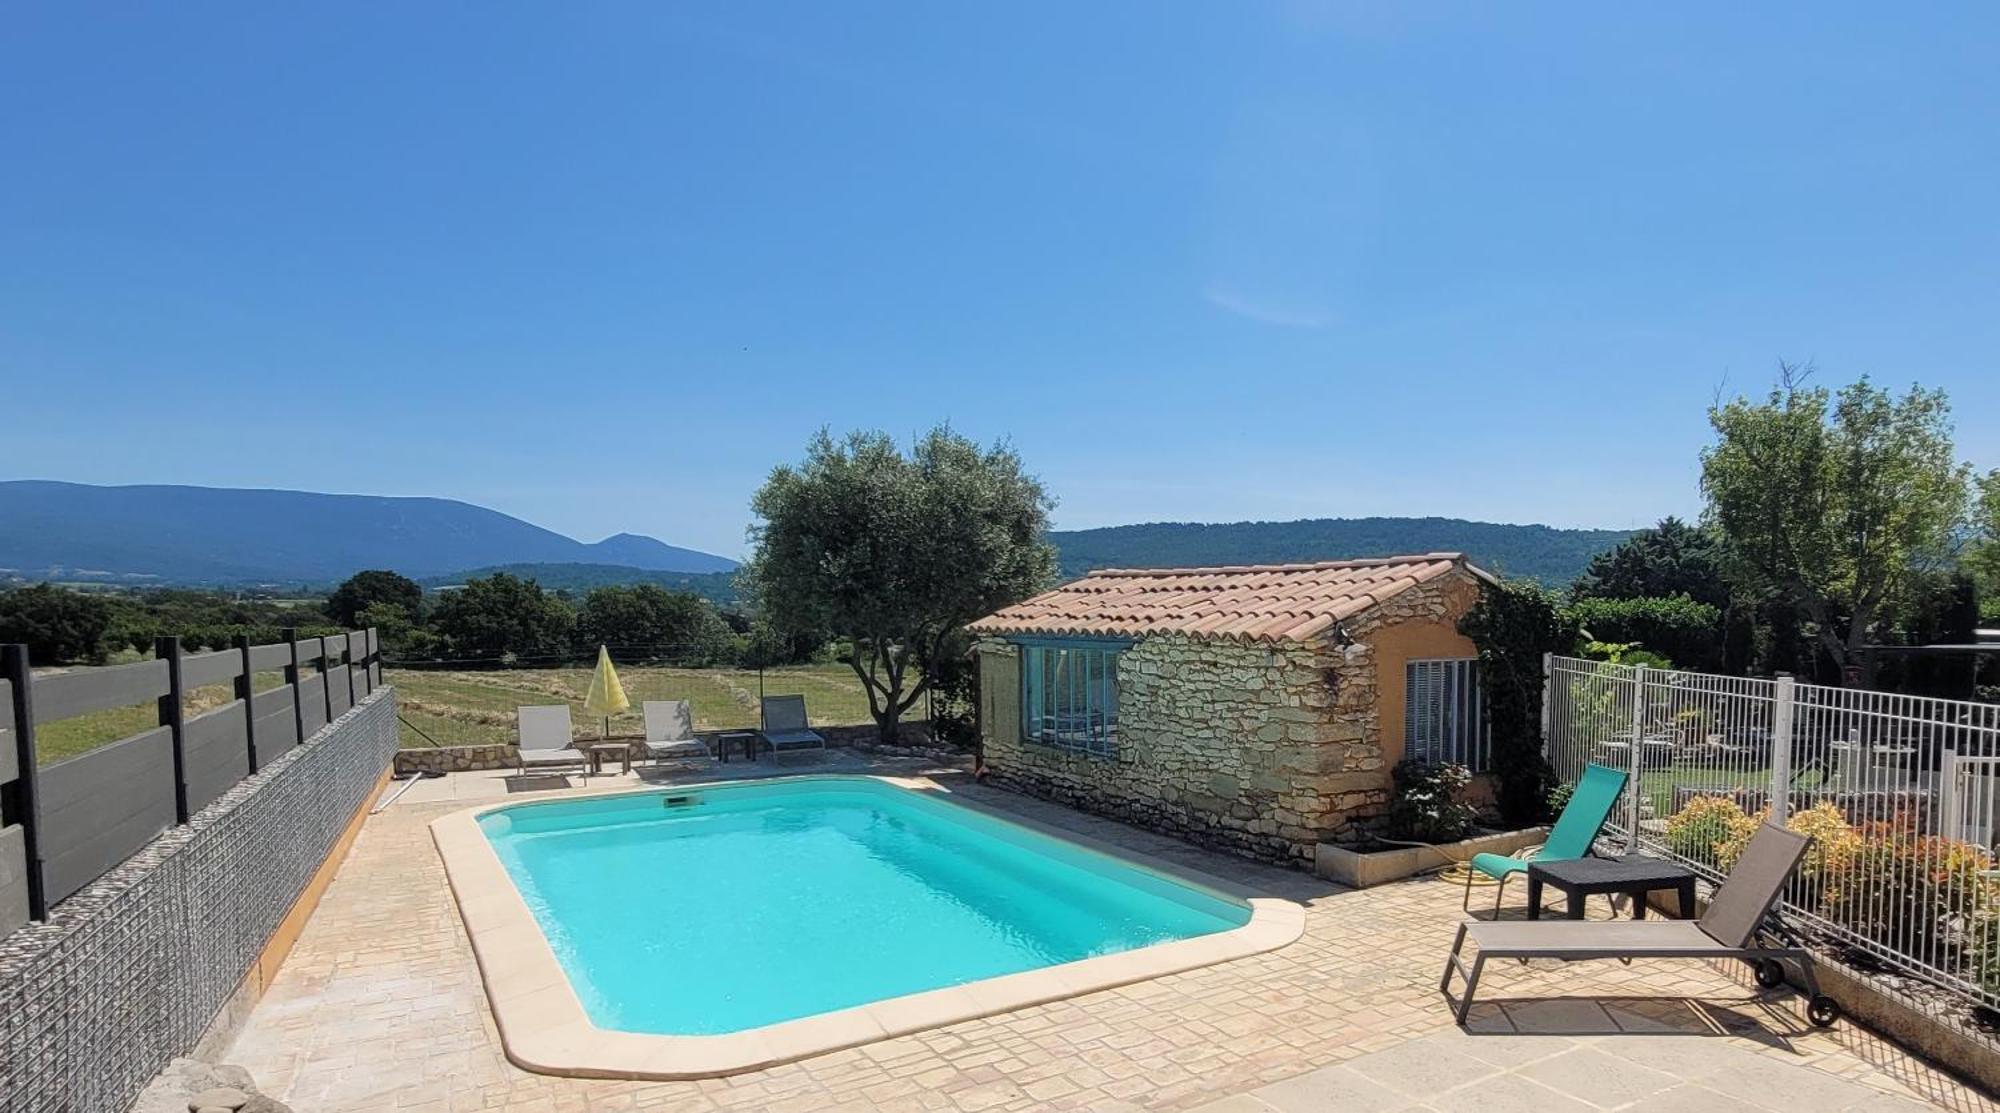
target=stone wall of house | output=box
[977,571,1481,864]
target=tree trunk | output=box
[873,701,901,745]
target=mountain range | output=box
[0,481,737,585]
[0,480,1633,592]
[1051,517,1633,586]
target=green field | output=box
[388,663,880,749]
[31,670,289,766]
[23,661,882,765]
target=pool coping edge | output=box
[429,773,1307,1080]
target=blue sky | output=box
[4,4,1996,559]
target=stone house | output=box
[967,553,1498,864]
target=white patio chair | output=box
[642,699,709,763]
[515,705,587,777]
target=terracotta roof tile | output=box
[967,553,1492,645]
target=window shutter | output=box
[982,649,1021,747]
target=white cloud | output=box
[1203,286,1334,329]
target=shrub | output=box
[1546,780,1574,818]
[1386,760,1478,843]
[1829,821,2000,973]
[1778,802,1861,906]
[1664,795,1753,867]
[1712,801,1860,907]
[1565,594,1725,671]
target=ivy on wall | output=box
[1458,579,1579,826]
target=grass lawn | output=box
[387,663,881,750]
[31,670,290,766]
[1632,762,1814,820]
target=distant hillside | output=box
[1048,517,1632,586]
[420,563,741,607]
[0,481,736,585]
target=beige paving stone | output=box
[1250,1065,1417,1112]
[1516,1046,1681,1107]
[223,761,1993,1113]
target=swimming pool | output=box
[434,776,1303,1077]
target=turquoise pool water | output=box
[477,777,1250,1035]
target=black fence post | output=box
[155,636,190,825]
[319,635,335,726]
[235,634,259,774]
[1,644,48,921]
[283,627,305,745]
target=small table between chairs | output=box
[717,730,760,764]
[1526,855,1698,921]
[586,741,634,777]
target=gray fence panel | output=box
[183,701,250,814]
[0,677,14,785]
[35,659,170,723]
[38,726,177,903]
[324,634,349,659]
[248,642,293,672]
[251,687,299,764]
[292,639,323,664]
[0,823,26,936]
[298,675,328,737]
[328,669,353,717]
[181,649,244,689]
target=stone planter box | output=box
[1313,827,1549,889]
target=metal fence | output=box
[0,628,381,934]
[1543,653,2000,1009]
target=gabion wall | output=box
[0,689,397,1113]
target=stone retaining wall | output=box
[977,572,1481,864]
[0,689,398,1113]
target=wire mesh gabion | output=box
[0,690,397,1113]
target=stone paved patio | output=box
[223,755,1996,1112]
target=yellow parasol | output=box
[582,644,630,738]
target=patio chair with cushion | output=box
[1464,763,1627,913]
[758,694,827,760]
[515,704,587,777]
[1441,821,1840,1028]
[642,699,709,763]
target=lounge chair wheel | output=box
[1754,959,1786,989]
[1807,995,1841,1028]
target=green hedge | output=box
[1564,594,1723,671]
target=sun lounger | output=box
[1441,822,1840,1027]
[516,704,587,777]
[1465,763,1626,913]
[642,699,708,762]
[758,694,827,760]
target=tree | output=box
[1969,470,2000,623]
[427,573,576,661]
[325,570,423,628]
[576,585,733,663]
[747,426,1056,743]
[1570,517,1726,608]
[1701,370,1971,679]
[0,584,114,664]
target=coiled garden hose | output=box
[1366,835,1550,888]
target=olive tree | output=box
[1701,369,1970,676]
[747,426,1056,742]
